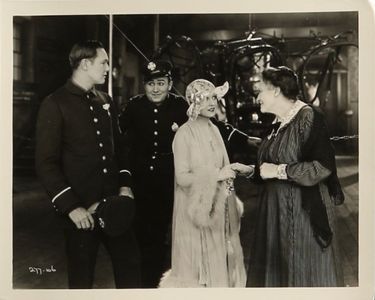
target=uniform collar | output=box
[145,93,172,107]
[65,79,97,97]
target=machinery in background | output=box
[152,31,358,142]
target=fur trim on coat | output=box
[186,166,228,228]
[159,270,203,288]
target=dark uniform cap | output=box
[94,195,135,237]
[143,60,173,82]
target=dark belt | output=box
[137,152,173,157]
[157,152,173,156]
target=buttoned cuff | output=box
[51,187,81,215]
[276,164,288,180]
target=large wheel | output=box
[299,41,358,108]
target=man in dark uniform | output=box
[211,117,261,160]
[35,40,140,289]
[119,60,189,288]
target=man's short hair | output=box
[69,40,104,70]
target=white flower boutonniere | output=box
[171,122,179,132]
[102,103,111,116]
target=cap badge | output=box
[147,62,156,71]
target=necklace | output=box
[267,100,307,139]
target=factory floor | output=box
[12,155,358,289]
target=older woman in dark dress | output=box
[246,66,344,287]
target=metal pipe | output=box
[154,15,160,51]
[108,14,113,97]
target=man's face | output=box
[86,48,110,85]
[144,77,172,104]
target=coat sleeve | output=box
[211,118,260,159]
[214,120,248,148]
[108,95,132,188]
[35,97,81,215]
[285,107,332,186]
[173,128,195,188]
[173,126,225,228]
[287,161,331,186]
[118,98,132,132]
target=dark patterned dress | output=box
[247,102,343,287]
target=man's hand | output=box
[119,186,134,199]
[68,207,95,230]
[87,202,99,214]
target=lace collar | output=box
[268,100,307,138]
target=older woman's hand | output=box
[259,162,279,179]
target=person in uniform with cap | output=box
[119,60,189,288]
[211,115,261,161]
[35,40,140,289]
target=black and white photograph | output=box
[1,0,374,299]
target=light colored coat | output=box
[159,119,246,287]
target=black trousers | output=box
[134,218,171,288]
[64,227,141,289]
[133,171,174,288]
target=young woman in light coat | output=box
[159,79,253,287]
